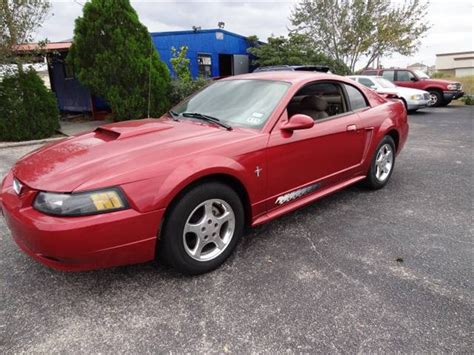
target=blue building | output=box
[151,29,250,78]
[30,29,251,114]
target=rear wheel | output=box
[158,182,244,275]
[428,90,443,107]
[364,136,396,190]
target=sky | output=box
[35,0,474,70]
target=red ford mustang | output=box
[0,72,408,274]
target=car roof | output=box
[253,65,330,73]
[222,71,338,85]
[349,75,383,79]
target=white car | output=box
[348,75,431,112]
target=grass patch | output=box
[444,75,474,95]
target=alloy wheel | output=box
[375,144,393,182]
[182,199,235,262]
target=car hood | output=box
[420,78,460,85]
[12,118,256,192]
[377,86,428,96]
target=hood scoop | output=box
[94,122,173,140]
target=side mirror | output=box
[281,114,314,131]
[410,77,418,82]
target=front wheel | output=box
[158,182,244,275]
[364,136,396,190]
[428,90,443,107]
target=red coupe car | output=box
[0,71,408,274]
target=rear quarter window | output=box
[344,84,369,111]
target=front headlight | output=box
[447,83,460,90]
[410,94,423,100]
[33,187,129,216]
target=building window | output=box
[63,62,75,79]
[198,54,212,78]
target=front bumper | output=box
[406,98,431,110]
[443,90,464,101]
[1,174,164,271]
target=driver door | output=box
[265,82,368,212]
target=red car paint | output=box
[0,72,408,271]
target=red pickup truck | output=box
[361,68,464,107]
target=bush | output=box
[431,71,447,78]
[0,68,59,141]
[169,77,209,106]
[461,95,474,105]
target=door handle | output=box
[346,124,357,132]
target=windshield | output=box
[414,70,430,79]
[373,77,396,88]
[173,79,290,129]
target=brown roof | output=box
[15,41,72,53]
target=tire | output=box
[428,90,443,107]
[364,136,396,190]
[440,99,451,107]
[158,182,244,275]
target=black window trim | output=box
[284,80,370,126]
[341,82,370,113]
[395,69,416,82]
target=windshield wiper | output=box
[181,112,232,130]
[168,110,180,121]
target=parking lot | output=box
[0,106,472,353]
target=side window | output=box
[358,78,375,88]
[287,82,346,120]
[344,84,369,111]
[197,54,212,78]
[382,70,395,82]
[397,70,415,82]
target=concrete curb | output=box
[0,136,66,149]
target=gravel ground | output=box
[0,106,472,353]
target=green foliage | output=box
[0,69,59,141]
[168,45,208,105]
[291,0,430,71]
[247,34,350,75]
[169,77,209,106]
[170,46,191,82]
[461,95,473,105]
[0,0,51,65]
[68,0,170,121]
[431,71,447,79]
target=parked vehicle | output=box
[1,72,409,275]
[254,65,330,73]
[361,68,464,107]
[348,75,430,112]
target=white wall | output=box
[455,67,474,77]
[436,51,474,75]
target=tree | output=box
[0,0,51,67]
[170,46,191,82]
[168,45,208,105]
[68,0,171,121]
[290,0,430,72]
[247,33,350,75]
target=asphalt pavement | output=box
[1,106,472,353]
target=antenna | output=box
[147,38,152,118]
